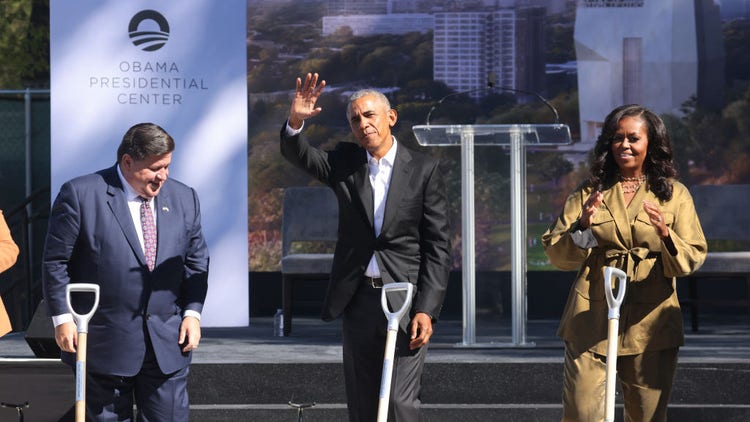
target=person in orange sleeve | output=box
[0,210,20,336]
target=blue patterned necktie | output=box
[140,197,157,271]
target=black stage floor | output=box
[2,313,750,363]
[1,314,749,421]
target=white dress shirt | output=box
[118,166,157,253]
[364,139,397,278]
[284,120,397,278]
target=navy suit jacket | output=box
[280,126,452,324]
[42,164,209,376]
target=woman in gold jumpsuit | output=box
[542,104,707,422]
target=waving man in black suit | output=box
[280,73,452,422]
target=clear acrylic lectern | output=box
[413,124,572,347]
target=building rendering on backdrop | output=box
[434,11,517,98]
[323,1,549,102]
[322,14,434,36]
[575,0,724,142]
[326,0,570,15]
[434,7,546,100]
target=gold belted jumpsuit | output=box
[542,180,706,421]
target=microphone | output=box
[425,73,560,126]
[425,84,491,126]
[486,72,560,124]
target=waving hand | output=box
[289,73,327,130]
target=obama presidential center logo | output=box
[128,9,170,51]
[84,8,210,106]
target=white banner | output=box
[50,0,248,326]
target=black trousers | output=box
[342,282,427,422]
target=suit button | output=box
[144,313,151,320]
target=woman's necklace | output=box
[620,174,646,194]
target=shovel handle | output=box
[66,283,99,422]
[377,282,414,422]
[65,283,100,333]
[603,267,627,320]
[380,282,414,331]
[603,266,626,422]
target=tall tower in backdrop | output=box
[575,0,724,142]
[434,7,546,100]
[515,7,547,97]
[434,11,516,99]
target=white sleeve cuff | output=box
[183,310,201,321]
[285,120,304,136]
[52,313,74,327]
[571,223,598,249]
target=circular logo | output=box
[128,10,170,52]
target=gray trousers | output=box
[342,282,428,422]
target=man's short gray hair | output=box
[347,89,392,120]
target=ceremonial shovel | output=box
[66,283,100,422]
[376,282,414,422]
[603,267,627,422]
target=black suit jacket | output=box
[281,125,451,322]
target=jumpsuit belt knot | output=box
[604,247,655,281]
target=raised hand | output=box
[289,73,326,129]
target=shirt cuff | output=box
[285,119,304,136]
[52,313,74,327]
[570,221,598,249]
[183,310,201,321]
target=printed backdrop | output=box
[50,0,248,326]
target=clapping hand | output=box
[580,191,603,229]
[643,200,668,238]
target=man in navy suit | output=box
[281,73,452,422]
[43,123,209,421]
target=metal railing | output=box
[2,188,50,327]
[0,89,50,199]
[0,88,51,330]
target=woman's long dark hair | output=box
[588,104,677,201]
